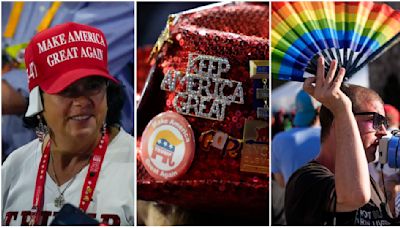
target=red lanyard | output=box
[30,131,109,225]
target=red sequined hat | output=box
[138,2,269,218]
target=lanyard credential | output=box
[30,131,109,225]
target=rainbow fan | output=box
[272,2,400,81]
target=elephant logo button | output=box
[140,111,195,181]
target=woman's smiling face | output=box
[42,77,108,141]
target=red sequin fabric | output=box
[137,2,269,217]
[137,45,153,97]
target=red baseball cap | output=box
[24,22,117,94]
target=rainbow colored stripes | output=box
[272,2,400,81]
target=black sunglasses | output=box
[354,112,389,130]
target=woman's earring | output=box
[35,115,48,142]
[102,122,107,135]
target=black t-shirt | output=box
[285,161,392,225]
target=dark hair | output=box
[319,84,384,142]
[23,79,124,130]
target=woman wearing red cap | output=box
[2,22,134,225]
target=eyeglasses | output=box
[59,78,108,97]
[354,112,389,130]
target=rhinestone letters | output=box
[161,53,244,121]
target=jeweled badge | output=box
[161,53,244,121]
[140,111,195,181]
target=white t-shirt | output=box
[2,129,134,225]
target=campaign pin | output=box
[240,119,268,174]
[83,196,90,202]
[249,60,268,79]
[140,111,195,181]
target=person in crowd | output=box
[285,57,396,225]
[271,89,321,225]
[2,22,134,225]
[272,179,286,225]
[384,104,399,132]
[272,89,321,188]
[2,2,134,162]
